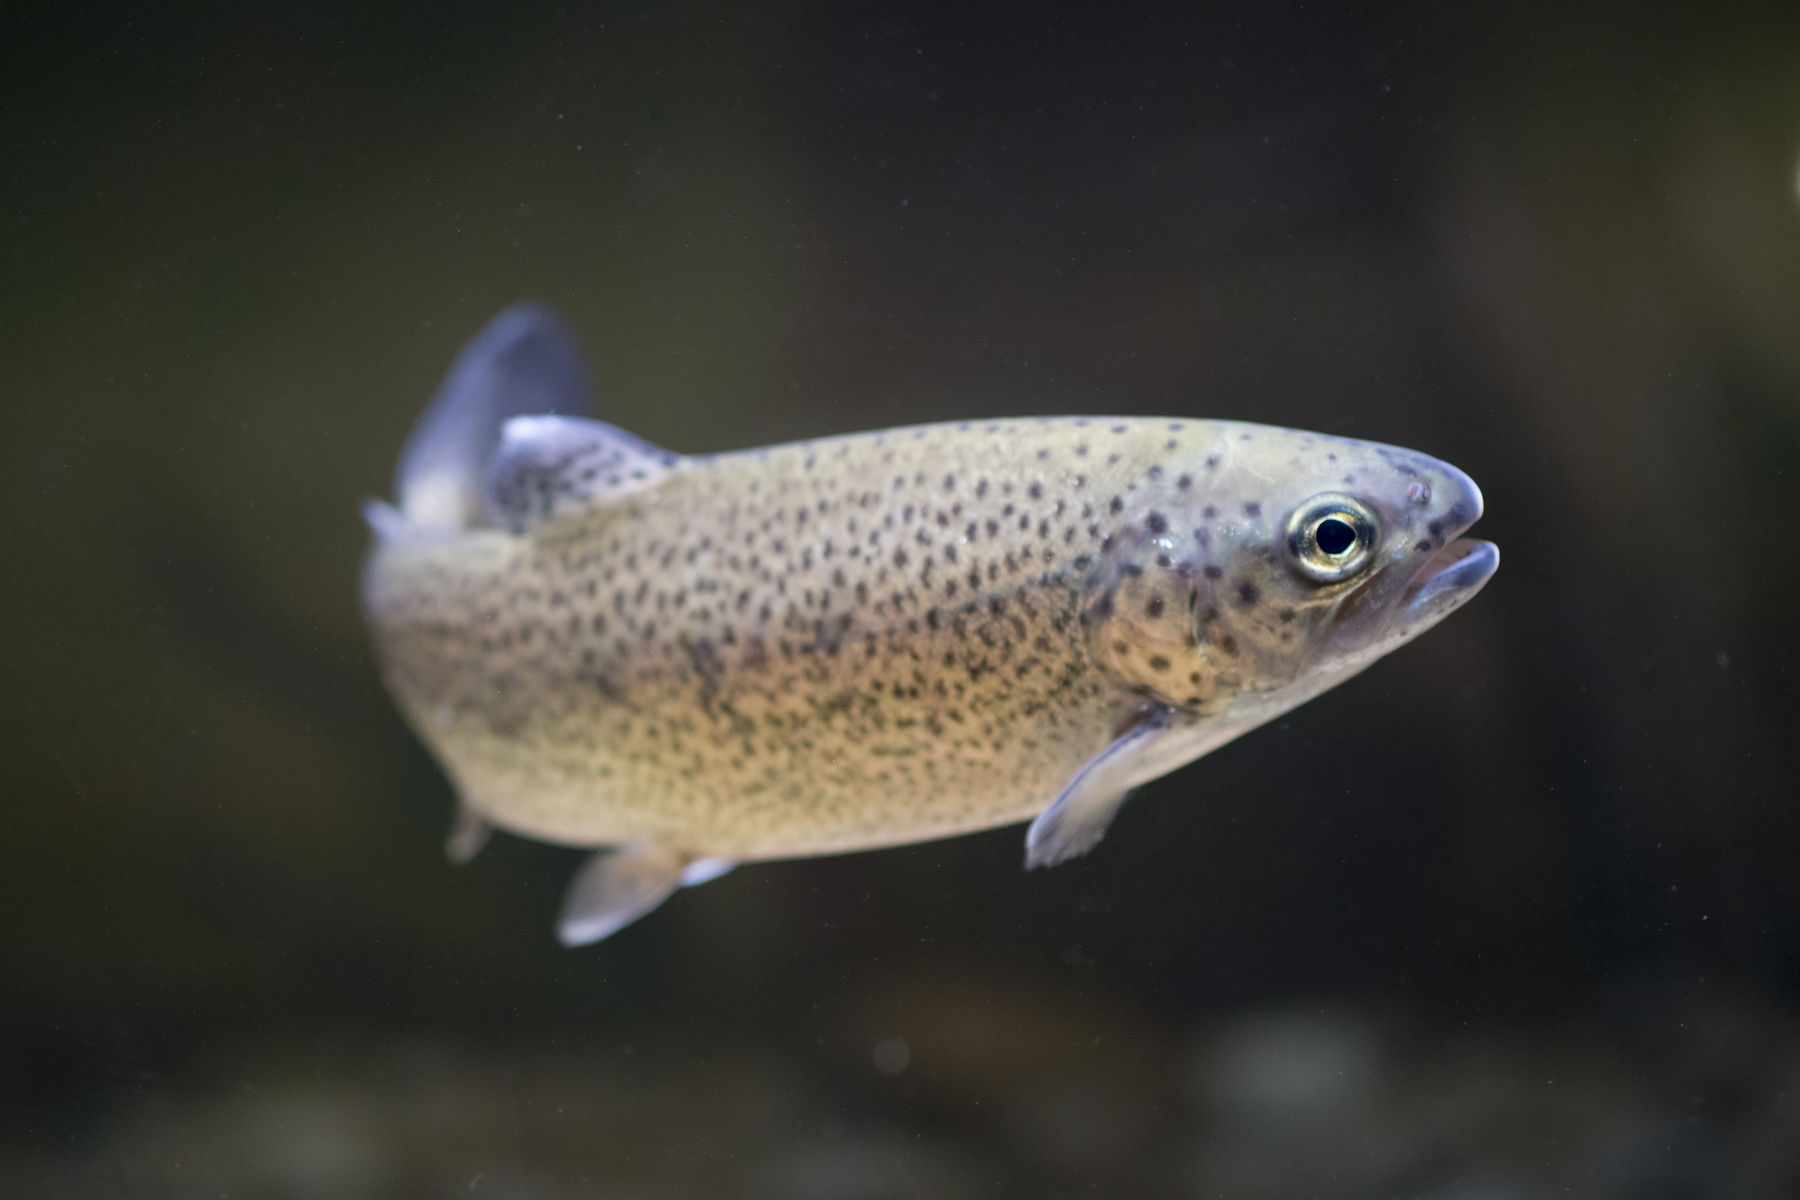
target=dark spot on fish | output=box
[1202,564,1223,580]
[1243,502,1262,518]
[1148,655,1170,672]
[1028,482,1043,500]
[1109,496,1124,514]
[1145,512,1167,534]
[1145,595,1165,618]
[1176,474,1192,490]
[1235,581,1261,607]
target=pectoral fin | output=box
[1025,705,1175,869]
[556,844,735,946]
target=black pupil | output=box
[1315,516,1357,556]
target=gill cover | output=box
[1080,526,1219,710]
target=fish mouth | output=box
[1395,462,1497,627]
[1400,536,1499,625]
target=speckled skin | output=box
[363,416,1485,861]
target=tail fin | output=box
[392,303,592,533]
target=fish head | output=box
[1081,425,1498,717]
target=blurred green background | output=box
[4,2,1799,1196]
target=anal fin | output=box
[556,844,736,946]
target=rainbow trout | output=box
[362,305,1498,944]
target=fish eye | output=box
[1315,517,1356,555]
[1285,494,1378,583]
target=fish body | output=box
[362,305,1498,943]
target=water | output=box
[3,3,1797,1196]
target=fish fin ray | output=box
[1026,786,1136,868]
[680,857,735,887]
[361,497,413,543]
[395,303,591,532]
[444,802,492,865]
[483,415,679,533]
[1025,706,1173,869]
[555,844,686,946]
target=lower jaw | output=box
[1402,537,1499,619]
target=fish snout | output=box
[1399,462,1496,625]
[1428,460,1484,539]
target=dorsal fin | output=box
[483,415,680,533]
[394,303,591,533]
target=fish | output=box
[361,304,1499,945]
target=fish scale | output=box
[362,305,1499,944]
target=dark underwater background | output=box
[4,2,1798,1196]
